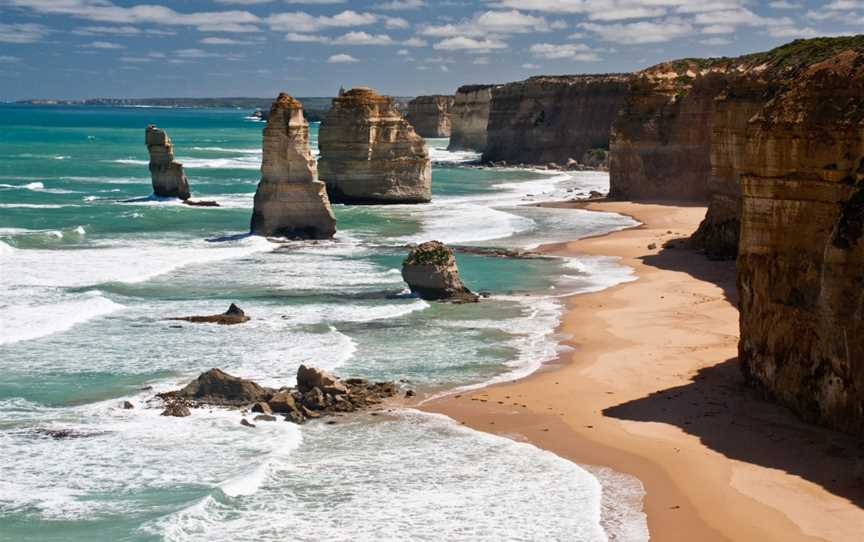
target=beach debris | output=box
[166,303,250,326]
[155,365,398,424]
[401,240,479,303]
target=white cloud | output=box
[383,16,410,28]
[580,18,694,44]
[285,33,326,42]
[420,10,553,37]
[0,23,48,44]
[375,0,425,10]
[327,53,359,63]
[0,55,21,63]
[433,36,508,51]
[701,37,731,45]
[81,40,126,49]
[529,42,600,60]
[333,31,393,45]
[401,37,427,47]
[769,1,803,9]
[473,57,489,64]
[268,10,377,32]
[199,37,256,45]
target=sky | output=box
[0,0,861,100]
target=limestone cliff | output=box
[318,87,431,204]
[448,84,495,152]
[406,95,454,138]
[737,47,864,434]
[250,93,336,239]
[483,75,631,165]
[146,125,191,200]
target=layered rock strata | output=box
[250,93,336,239]
[406,95,454,138]
[448,84,495,152]
[402,241,478,303]
[319,87,431,204]
[483,75,631,165]
[737,47,864,434]
[157,365,398,424]
[146,125,191,200]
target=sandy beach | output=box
[424,201,864,541]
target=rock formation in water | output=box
[145,125,191,200]
[448,85,495,152]
[737,45,864,434]
[167,303,250,325]
[483,75,631,166]
[250,93,337,239]
[406,95,454,138]
[402,241,478,303]
[156,365,398,424]
[318,87,431,204]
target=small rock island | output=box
[402,241,479,303]
[146,124,191,200]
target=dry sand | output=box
[424,201,864,541]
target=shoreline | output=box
[423,200,864,542]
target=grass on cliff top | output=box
[657,35,864,75]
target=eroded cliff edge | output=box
[406,95,453,138]
[448,84,495,152]
[483,74,630,166]
[737,47,864,434]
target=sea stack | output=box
[401,241,479,303]
[406,95,454,138]
[318,87,431,204]
[250,93,336,239]
[146,125,191,200]
[448,85,495,152]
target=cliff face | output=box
[406,95,453,138]
[483,75,630,165]
[609,63,737,201]
[146,125,191,200]
[319,87,431,204]
[448,85,494,152]
[737,49,864,434]
[250,93,336,239]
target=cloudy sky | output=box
[0,0,860,100]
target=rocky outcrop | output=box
[319,87,431,204]
[609,63,735,201]
[737,46,864,435]
[402,241,478,302]
[448,85,495,152]
[146,125,191,200]
[157,365,399,424]
[483,75,631,166]
[167,303,250,325]
[406,95,453,138]
[250,93,336,239]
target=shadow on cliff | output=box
[604,357,864,506]
[639,243,738,305]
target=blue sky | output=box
[0,0,860,100]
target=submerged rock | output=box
[319,87,431,204]
[167,303,250,325]
[160,404,191,417]
[146,125,191,200]
[401,241,479,303]
[250,93,336,239]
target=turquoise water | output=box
[0,105,645,541]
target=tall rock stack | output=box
[146,125,191,200]
[447,85,495,152]
[318,87,431,204]
[737,47,864,434]
[483,75,631,165]
[250,93,336,239]
[405,95,454,138]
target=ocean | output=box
[0,104,647,541]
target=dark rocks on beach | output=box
[240,419,256,428]
[33,428,101,439]
[401,240,479,303]
[155,365,398,424]
[121,400,134,409]
[167,303,250,325]
[254,414,277,422]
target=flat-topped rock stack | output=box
[406,95,454,138]
[448,84,496,152]
[146,125,191,200]
[318,87,431,204]
[250,93,336,239]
